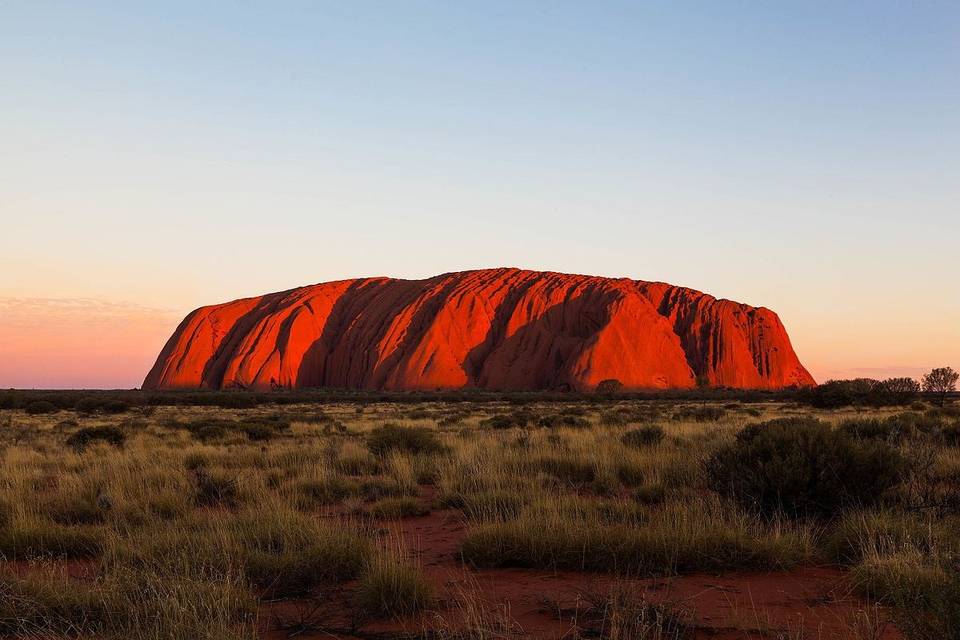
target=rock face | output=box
[143,268,815,391]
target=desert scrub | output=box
[24,400,59,415]
[461,496,814,575]
[234,507,370,596]
[621,425,665,448]
[0,566,112,637]
[480,409,534,429]
[672,405,725,422]
[707,417,908,518]
[107,507,371,598]
[850,550,960,639]
[366,424,447,456]
[0,518,103,559]
[826,509,950,564]
[65,425,126,451]
[331,439,378,475]
[368,496,429,519]
[0,564,257,640]
[292,476,358,509]
[579,584,694,640]
[357,541,432,618]
[192,467,240,508]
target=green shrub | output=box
[235,509,369,597]
[65,426,126,451]
[599,410,630,426]
[707,417,908,518]
[366,424,446,457]
[480,410,533,429]
[76,396,130,414]
[673,406,725,422]
[840,417,904,443]
[537,413,591,429]
[24,400,58,415]
[621,425,665,448]
[242,424,275,441]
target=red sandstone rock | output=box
[143,268,815,391]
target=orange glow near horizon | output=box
[0,298,180,389]
[1,292,955,390]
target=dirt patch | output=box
[261,495,903,640]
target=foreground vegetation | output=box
[1,393,959,638]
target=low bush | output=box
[366,424,446,457]
[673,406,725,422]
[537,413,591,429]
[839,417,916,442]
[76,396,130,414]
[235,509,369,597]
[599,410,630,426]
[65,425,126,451]
[42,492,108,525]
[621,425,665,448]
[0,520,103,558]
[941,423,960,446]
[707,418,908,518]
[480,409,533,429]
[294,477,357,509]
[242,424,275,441]
[24,400,58,415]
[799,378,922,408]
[531,455,596,484]
[633,484,666,505]
[192,468,239,508]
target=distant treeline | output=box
[0,387,795,412]
[0,379,955,413]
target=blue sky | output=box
[1,1,958,387]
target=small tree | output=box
[922,367,959,406]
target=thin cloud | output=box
[0,297,181,328]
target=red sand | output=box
[0,508,901,639]
[261,502,902,640]
[144,268,814,391]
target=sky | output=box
[1,1,958,388]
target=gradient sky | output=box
[1,1,958,388]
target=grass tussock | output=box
[357,540,433,619]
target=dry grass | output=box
[0,397,958,638]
